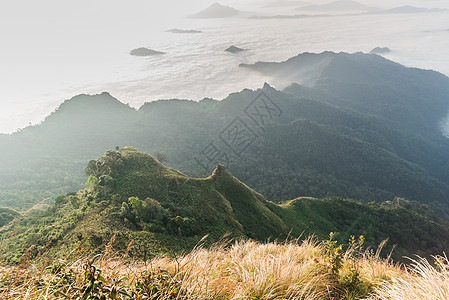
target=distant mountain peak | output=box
[57,92,126,110]
[190,2,239,18]
[130,47,165,56]
[370,47,391,54]
[263,82,273,89]
[241,51,402,87]
[225,45,246,53]
[42,92,135,125]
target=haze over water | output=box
[1,0,449,133]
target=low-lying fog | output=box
[1,0,449,133]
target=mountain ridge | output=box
[2,148,449,264]
[241,51,449,132]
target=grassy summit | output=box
[0,147,288,263]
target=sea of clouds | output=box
[0,0,448,133]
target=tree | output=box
[85,176,99,188]
[155,152,168,164]
[85,160,98,177]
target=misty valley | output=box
[2,1,449,299]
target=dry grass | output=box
[0,237,447,299]
[170,238,332,299]
[370,255,449,300]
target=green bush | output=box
[54,195,67,206]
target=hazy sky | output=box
[1,0,449,133]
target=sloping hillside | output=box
[1,148,448,264]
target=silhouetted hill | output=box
[225,46,246,53]
[130,47,165,56]
[190,3,239,19]
[0,93,136,209]
[369,47,391,54]
[241,52,449,133]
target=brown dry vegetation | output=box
[0,237,447,299]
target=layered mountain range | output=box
[1,52,449,216]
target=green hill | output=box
[2,148,449,264]
[0,147,288,263]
